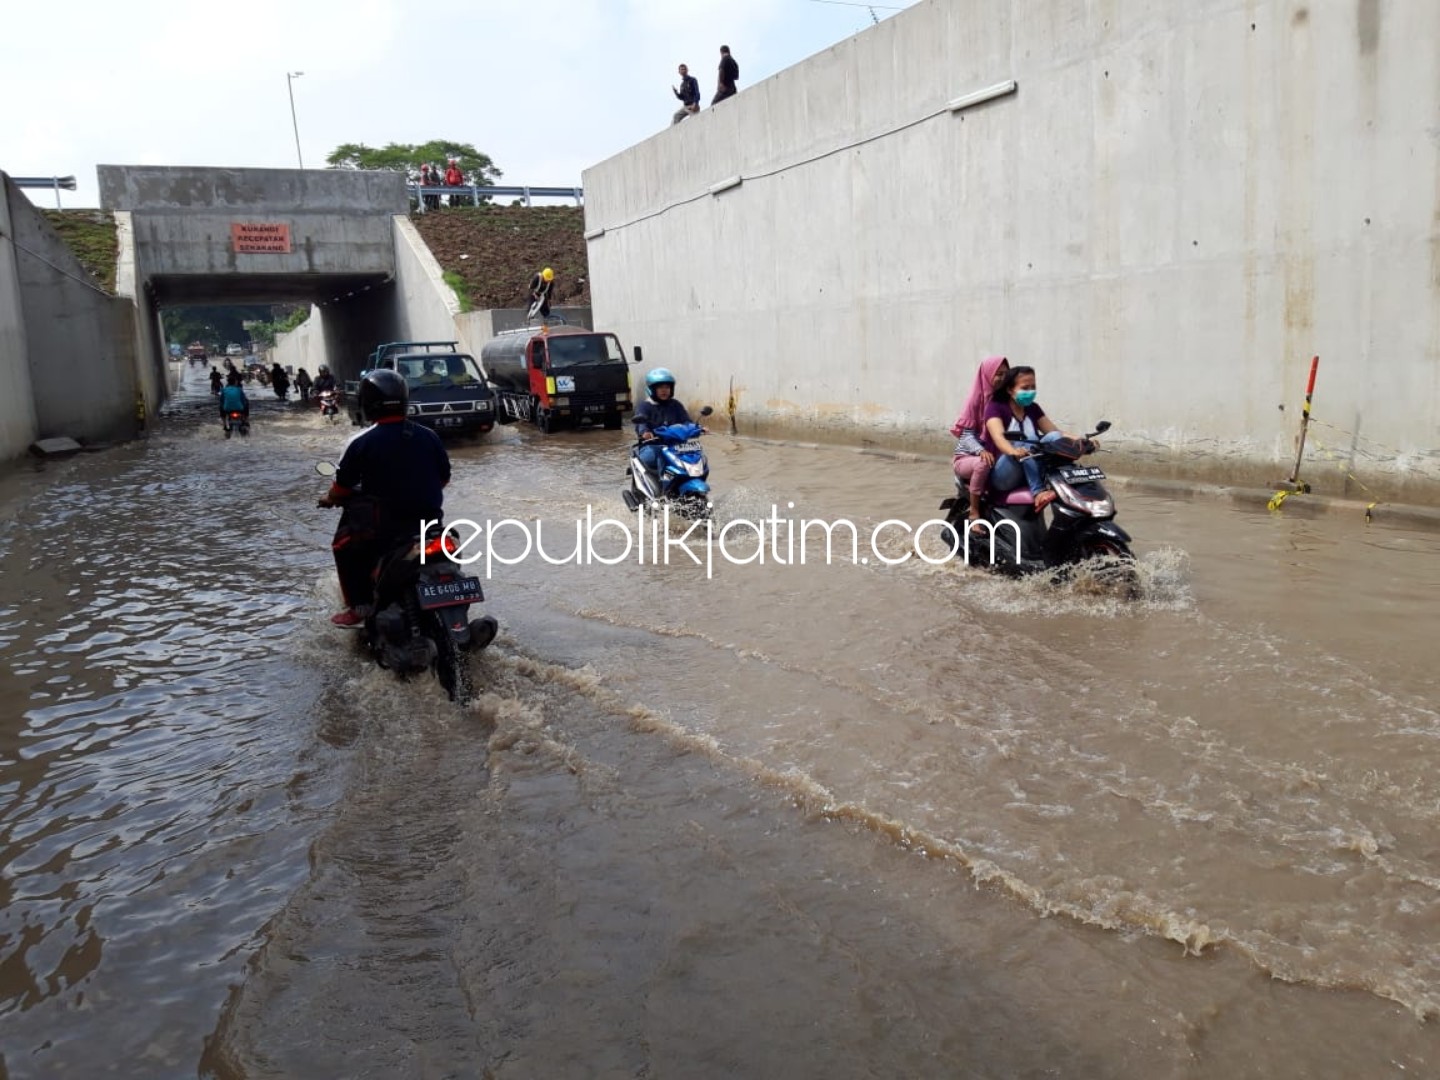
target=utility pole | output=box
[286,71,305,168]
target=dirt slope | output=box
[411,206,589,310]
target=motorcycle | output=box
[222,410,250,439]
[621,406,715,521]
[315,463,497,704]
[938,420,1138,590]
[317,388,340,423]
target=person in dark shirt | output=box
[312,365,337,394]
[672,63,701,124]
[317,370,452,627]
[633,367,705,476]
[528,267,555,319]
[712,45,739,105]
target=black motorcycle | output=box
[316,464,497,704]
[939,421,1137,590]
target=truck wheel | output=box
[537,410,556,434]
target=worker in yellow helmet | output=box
[528,266,556,321]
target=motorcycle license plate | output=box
[417,576,484,609]
[672,442,701,453]
[1056,465,1106,483]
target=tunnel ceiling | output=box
[148,272,392,307]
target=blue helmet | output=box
[645,367,676,395]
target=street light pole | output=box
[286,71,305,168]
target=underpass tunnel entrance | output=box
[153,272,398,384]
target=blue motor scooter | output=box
[622,406,715,521]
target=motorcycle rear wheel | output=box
[432,622,474,705]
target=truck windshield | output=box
[546,334,625,369]
[393,354,485,389]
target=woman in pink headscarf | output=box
[948,356,1009,533]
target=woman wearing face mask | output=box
[982,366,1089,511]
[948,356,1009,534]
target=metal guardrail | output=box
[410,184,584,211]
[12,176,77,208]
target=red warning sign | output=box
[231,223,292,254]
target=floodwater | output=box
[1,366,1438,1078]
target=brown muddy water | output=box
[1,367,1438,1078]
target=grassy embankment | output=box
[41,210,118,294]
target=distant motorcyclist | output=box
[632,367,704,475]
[295,367,313,403]
[317,370,452,628]
[312,365,337,394]
[209,367,223,395]
[219,372,250,432]
[271,363,290,401]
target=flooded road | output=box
[2,366,1439,1077]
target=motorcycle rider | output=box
[312,365,337,395]
[982,366,1094,510]
[209,367,224,395]
[219,371,250,432]
[271,363,291,400]
[632,367,705,479]
[295,367,313,403]
[317,370,452,628]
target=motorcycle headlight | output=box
[1050,479,1113,517]
[684,461,706,477]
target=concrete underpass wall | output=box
[113,213,170,426]
[583,0,1440,502]
[4,175,138,447]
[271,308,327,373]
[0,178,39,457]
[391,216,461,346]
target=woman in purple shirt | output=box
[982,366,1086,510]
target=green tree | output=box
[325,141,502,186]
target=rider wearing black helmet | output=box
[317,369,452,627]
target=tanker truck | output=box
[480,324,639,434]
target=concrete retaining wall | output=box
[4,176,138,447]
[454,306,594,361]
[0,179,39,458]
[271,308,327,374]
[582,0,1440,502]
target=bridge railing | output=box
[409,185,584,211]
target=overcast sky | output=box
[4,0,916,209]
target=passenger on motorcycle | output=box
[632,368,705,475]
[949,356,1009,535]
[317,370,452,628]
[219,373,250,428]
[982,366,1095,511]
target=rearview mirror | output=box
[699,406,714,417]
[632,345,643,366]
[315,461,338,477]
[1093,420,1111,434]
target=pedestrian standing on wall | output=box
[672,63,701,124]
[444,159,468,207]
[712,45,739,105]
[424,163,442,210]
